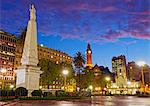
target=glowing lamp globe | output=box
[62,70,69,76]
[89,85,93,90]
[105,77,110,81]
[10,85,14,89]
[127,81,131,85]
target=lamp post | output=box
[0,68,7,90]
[137,61,146,93]
[105,76,111,95]
[89,85,93,90]
[89,85,93,95]
[10,85,14,90]
[127,81,131,87]
[62,69,69,90]
[127,81,131,94]
[105,76,110,88]
[39,86,42,89]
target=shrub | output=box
[8,90,15,96]
[0,90,15,96]
[56,90,69,97]
[15,87,28,96]
[43,92,53,97]
[0,90,7,96]
[31,90,42,97]
[78,91,91,97]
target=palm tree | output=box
[73,52,85,90]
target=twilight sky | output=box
[0,0,150,70]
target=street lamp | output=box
[105,77,110,81]
[10,85,14,90]
[0,68,7,90]
[62,70,69,76]
[127,81,131,88]
[104,87,107,91]
[137,61,146,93]
[39,86,42,89]
[89,85,93,90]
[127,81,131,85]
[89,85,93,95]
[62,69,69,90]
[127,81,131,94]
[105,76,111,88]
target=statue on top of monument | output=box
[30,4,36,20]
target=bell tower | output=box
[86,43,93,68]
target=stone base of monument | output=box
[16,65,42,97]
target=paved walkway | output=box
[1,96,150,106]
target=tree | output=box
[73,52,85,69]
[96,76,108,89]
[81,68,111,89]
[60,62,74,79]
[80,69,95,89]
[73,52,85,89]
[38,59,61,89]
[38,59,75,89]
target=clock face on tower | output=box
[88,50,91,54]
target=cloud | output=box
[0,0,150,44]
[100,29,150,41]
[121,40,137,45]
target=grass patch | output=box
[0,98,15,101]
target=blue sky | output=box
[0,0,150,70]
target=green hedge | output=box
[56,90,70,97]
[31,90,42,97]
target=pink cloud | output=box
[99,29,150,43]
[128,11,150,15]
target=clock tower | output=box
[86,43,93,68]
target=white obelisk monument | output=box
[16,4,42,96]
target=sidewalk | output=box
[0,100,19,106]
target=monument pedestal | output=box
[16,65,42,96]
